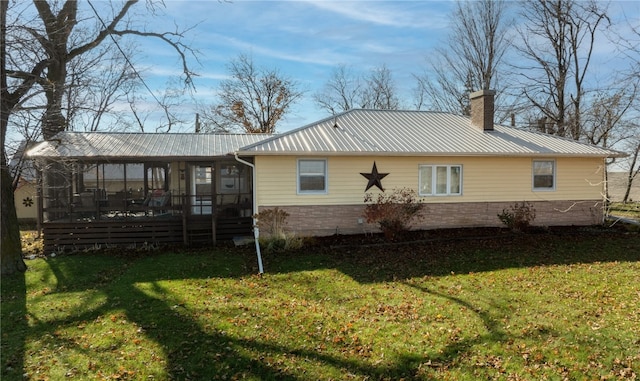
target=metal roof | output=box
[27,132,272,160]
[26,110,625,161]
[237,109,625,158]
[9,141,38,181]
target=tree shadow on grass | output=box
[266,228,640,283]
[399,281,565,378]
[1,272,27,380]
[3,251,454,380]
[401,281,511,369]
[4,228,638,380]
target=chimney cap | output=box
[470,89,496,99]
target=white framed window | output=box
[298,159,327,194]
[419,165,462,196]
[532,160,555,191]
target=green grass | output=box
[609,202,640,221]
[2,230,639,380]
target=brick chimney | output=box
[470,90,495,132]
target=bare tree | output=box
[413,65,474,115]
[361,64,400,110]
[1,0,196,275]
[514,0,609,140]
[579,83,638,202]
[65,44,138,132]
[621,137,640,203]
[201,54,303,134]
[315,64,400,114]
[124,81,188,133]
[2,0,40,275]
[413,0,511,116]
[6,26,137,189]
[611,7,640,203]
[313,64,363,115]
[30,1,195,139]
[582,84,637,149]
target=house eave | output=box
[235,150,624,158]
[30,154,238,161]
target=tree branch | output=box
[67,0,138,59]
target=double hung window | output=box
[419,165,462,196]
[298,159,327,194]
[533,160,555,190]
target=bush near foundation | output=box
[498,201,536,232]
[363,188,425,241]
[254,207,304,252]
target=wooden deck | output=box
[42,216,253,253]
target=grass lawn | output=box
[609,202,640,222]
[2,228,639,380]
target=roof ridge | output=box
[54,131,273,136]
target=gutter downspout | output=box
[234,153,264,274]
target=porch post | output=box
[182,194,188,245]
[212,164,217,245]
[36,163,43,237]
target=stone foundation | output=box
[259,200,604,237]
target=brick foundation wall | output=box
[259,200,604,237]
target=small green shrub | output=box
[254,208,305,253]
[498,201,536,232]
[363,188,425,241]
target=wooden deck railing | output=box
[40,194,254,252]
[43,193,252,223]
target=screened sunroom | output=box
[27,132,269,251]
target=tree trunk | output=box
[1,165,26,275]
[0,0,26,275]
[622,178,632,204]
[622,143,639,204]
[1,106,26,275]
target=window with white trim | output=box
[532,160,555,190]
[298,159,327,194]
[419,165,462,196]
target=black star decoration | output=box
[360,161,389,192]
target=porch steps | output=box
[186,217,214,246]
[216,217,253,241]
[186,216,253,246]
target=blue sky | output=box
[90,1,640,133]
[126,1,457,132]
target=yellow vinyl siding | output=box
[555,157,606,199]
[255,156,605,206]
[255,156,297,206]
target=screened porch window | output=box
[145,164,168,191]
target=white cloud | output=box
[303,1,449,29]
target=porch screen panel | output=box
[191,165,213,215]
[146,165,167,191]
